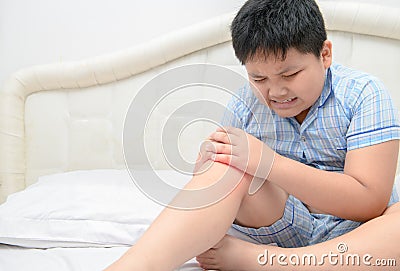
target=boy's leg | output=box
[104,161,288,271]
[234,177,288,229]
[198,202,400,271]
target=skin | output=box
[245,45,327,124]
[104,41,400,271]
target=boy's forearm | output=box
[267,154,387,222]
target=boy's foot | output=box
[196,234,262,271]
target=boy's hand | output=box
[193,142,216,175]
[206,127,275,193]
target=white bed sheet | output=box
[0,244,202,271]
[0,169,260,270]
[0,226,256,271]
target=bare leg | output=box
[198,202,400,270]
[104,161,287,271]
[197,169,288,270]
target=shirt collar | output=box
[318,67,332,108]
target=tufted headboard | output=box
[1,1,400,203]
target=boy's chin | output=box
[273,110,298,119]
[272,107,309,121]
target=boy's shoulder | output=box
[330,62,384,94]
[329,62,387,108]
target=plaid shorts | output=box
[231,195,362,248]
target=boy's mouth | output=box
[272,97,297,104]
[270,97,298,110]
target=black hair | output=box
[230,0,327,64]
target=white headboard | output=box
[1,1,400,203]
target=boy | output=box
[106,0,400,270]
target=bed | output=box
[1,1,400,270]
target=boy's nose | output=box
[268,86,289,100]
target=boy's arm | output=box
[208,127,398,222]
[269,139,398,222]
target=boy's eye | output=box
[252,77,267,83]
[282,71,300,78]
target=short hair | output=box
[231,0,327,64]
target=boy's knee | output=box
[191,161,252,194]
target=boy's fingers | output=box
[200,140,235,158]
[199,140,214,153]
[213,142,232,154]
[216,126,225,132]
[218,126,243,136]
[216,125,234,132]
[213,155,248,173]
[212,153,232,165]
[210,131,233,144]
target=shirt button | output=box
[301,136,306,142]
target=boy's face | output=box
[245,41,332,123]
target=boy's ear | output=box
[321,40,333,69]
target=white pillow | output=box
[0,169,191,248]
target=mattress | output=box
[0,169,203,270]
[0,169,256,270]
[0,245,202,271]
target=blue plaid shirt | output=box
[221,62,400,204]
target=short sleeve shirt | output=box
[221,62,400,204]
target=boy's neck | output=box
[294,108,310,124]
